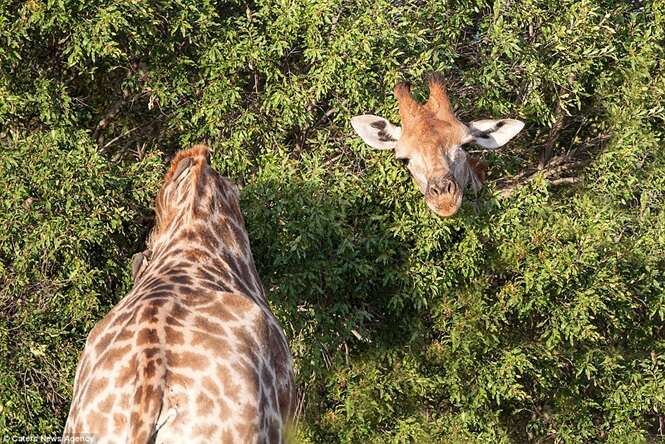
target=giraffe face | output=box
[351,74,525,217]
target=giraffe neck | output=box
[145,214,265,303]
[140,146,266,305]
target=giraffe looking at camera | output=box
[63,145,295,443]
[351,73,525,217]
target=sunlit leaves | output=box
[1,0,664,441]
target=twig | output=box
[92,98,125,142]
[539,75,576,168]
[539,99,564,169]
[322,153,343,167]
[496,127,610,198]
[295,108,336,154]
[498,155,583,198]
[294,382,307,429]
[103,126,140,150]
[105,113,169,160]
[548,177,579,186]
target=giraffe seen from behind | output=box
[351,73,525,217]
[63,145,295,443]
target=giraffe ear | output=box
[464,119,524,149]
[131,253,144,280]
[466,156,487,192]
[449,147,486,193]
[131,250,152,281]
[351,115,401,150]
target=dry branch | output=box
[92,98,125,143]
[497,154,584,198]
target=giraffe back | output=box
[63,145,295,444]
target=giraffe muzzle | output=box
[425,175,463,217]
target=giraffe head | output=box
[351,74,524,217]
[147,144,243,250]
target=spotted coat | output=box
[63,145,295,443]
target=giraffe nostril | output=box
[429,178,457,198]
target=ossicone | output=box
[425,73,455,121]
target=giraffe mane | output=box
[147,144,211,251]
[163,144,210,183]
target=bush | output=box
[1,0,663,442]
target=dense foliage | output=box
[1,0,664,441]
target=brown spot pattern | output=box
[63,145,294,443]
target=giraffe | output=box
[63,145,295,443]
[351,73,525,217]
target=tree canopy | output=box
[1,0,664,441]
